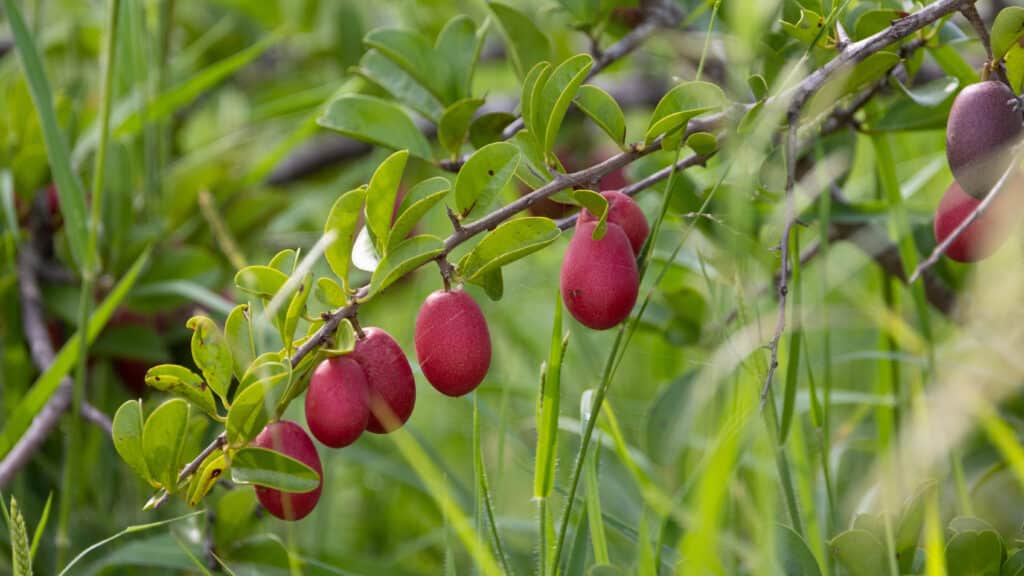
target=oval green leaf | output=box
[363,28,450,103]
[324,186,367,293]
[186,316,233,402]
[686,132,718,156]
[144,364,220,420]
[570,189,608,239]
[540,53,594,157]
[829,530,887,576]
[469,112,517,148]
[224,304,255,382]
[112,400,153,486]
[226,374,290,447]
[230,447,320,492]
[318,94,432,160]
[455,141,521,219]
[187,452,228,507]
[315,277,348,308]
[353,49,445,122]
[235,265,288,300]
[142,399,191,493]
[439,98,485,156]
[458,217,560,281]
[283,273,312,352]
[522,61,553,141]
[389,177,451,251]
[574,84,626,146]
[435,15,483,102]
[992,7,1024,61]
[645,81,726,144]
[777,523,822,576]
[488,2,551,80]
[367,235,446,299]
[367,150,409,254]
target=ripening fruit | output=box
[946,81,1023,199]
[578,190,649,255]
[415,290,491,397]
[933,177,1021,263]
[561,221,639,330]
[251,420,323,521]
[352,328,416,433]
[305,356,369,448]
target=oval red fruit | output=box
[933,177,1021,263]
[251,420,323,521]
[415,290,492,397]
[352,327,416,433]
[945,81,1024,199]
[305,356,369,448]
[561,221,639,330]
[578,190,649,255]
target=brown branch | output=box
[0,245,112,488]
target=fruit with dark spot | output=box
[578,190,649,255]
[414,290,491,397]
[934,176,1023,263]
[946,81,1023,199]
[351,328,416,433]
[560,221,639,330]
[305,356,369,447]
[251,420,323,521]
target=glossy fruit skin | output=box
[305,356,369,447]
[933,177,1022,263]
[578,190,650,255]
[561,221,639,330]
[352,328,416,433]
[251,421,323,521]
[414,290,492,397]
[946,81,1024,199]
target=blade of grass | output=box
[28,493,51,562]
[57,510,205,576]
[535,293,566,500]
[581,391,609,565]
[474,394,512,574]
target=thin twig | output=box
[909,144,1024,283]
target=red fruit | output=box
[352,328,416,433]
[578,190,649,255]
[414,290,492,397]
[305,356,370,447]
[933,177,1022,263]
[251,421,323,521]
[946,81,1024,199]
[561,221,639,330]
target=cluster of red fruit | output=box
[934,80,1024,262]
[251,190,649,521]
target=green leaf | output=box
[142,399,191,493]
[318,95,432,160]
[992,7,1024,61]
[455,142,521,219]
[853,10,902,41]
[58,511,206,576]
[234,266,288,299]
[807,51,900,117]
[186,316,233,402]
[686,132,718,156]
[224,305,255,383]
[945,530,1003,576]
[748,74,768,100]
[645,82,726,144]
[469,112,517,148]
[364,28,451,103]
[226,374,290,447]
[569,190,608,239]
[890,75,959,107]
[474,267,504,301]
[1007,44,1024,94]
[0,249,150,458]
[1002,549,1024,576]
[896,480,937,551]
[777,523,822,576]
[367,150,409,255]
[186,452,228,508]
[830,530,888,576]
[351,224,381,273]
[555,0,599,25]
[539,54,594,157]
[1,0,89,269]
[458,217,560,281]
[230,447,320,492]
[315,277,348,308]
[511,130,551,188]
[488,2,551,80]
[112,400,153,486]
[435,15,483,101]
[323,186,367,293]
[237,353,292,396]
[389,177,451,251]
[282,273,312,352]
[574,85,626,146]
[367,235,446,299]
[28,493,50,562]
[439,98,486,156]
[268,249,297,276]
[522,61,553,144]
[144,365,220,420]
[353,49,445,122]
[782,8,827,45]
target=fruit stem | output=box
[436,256,455,292]
[349,315,367,340]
